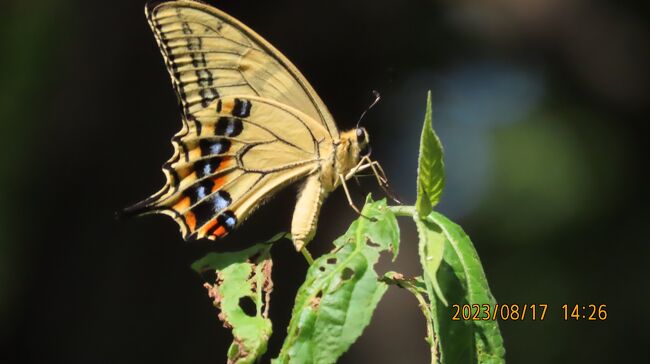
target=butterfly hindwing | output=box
[131,95,332,240]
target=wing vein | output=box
[158,19,257,50]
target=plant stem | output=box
[382,273,439,364]
[406,284,439,364]
[300,247,314,265]
[388,205,416,217]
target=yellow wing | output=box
[126,1,341,241]
[145,0,338,138]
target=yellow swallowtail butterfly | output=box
[125,0,390,254]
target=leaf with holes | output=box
[427,212,505,364]
[274,196,399,364]
[193,233,286,364]
[416,91,445,217]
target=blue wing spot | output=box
[232,98,252,118]
[218,210,237,231]
[185,179,215,204]
[213,191,231,211]
[194,156,223,178]
[215,117,243,137]
[191,191,232,229]
[199,138,231,156]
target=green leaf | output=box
[416,91,445,217]
[427,212,506,364]
[274,196,399,364]
[195,234,287,364]
[414,216,448,307]
[191,232,288,273]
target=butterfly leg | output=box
[345,157,384,182]
[345,157,372,179]
[365,159,402,204]
[367,158,389,184]
[338,173,377,221]
[346,158,402,204]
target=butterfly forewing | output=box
[146,1,338,137]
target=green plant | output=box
[191,92,505,363]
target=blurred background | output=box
[1,0,648,363]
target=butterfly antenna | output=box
[356,90,381,129]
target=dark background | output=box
[1,0,648,363]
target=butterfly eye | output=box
[356,128,366,143]
[359,143,371,157]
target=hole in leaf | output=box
[310,291,323,309]
[201,269,217,283]
[341,267,354,281]
[375,250,393,276]
[326,258,337,264]
[247,269,257,281]
[366,240,380,248]
[239,296,257,317]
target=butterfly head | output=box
[339,126,400,204]
[355,127,371,157]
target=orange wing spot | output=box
[211,176,228,192]
[200,219,217,236]
[211,225,228,239]
[202,123,215,135]
[173,196,191,212]
[220,100,234,114]
[210,160,232,192]
[185,211,197,231]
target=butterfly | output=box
[124,0,391,255]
